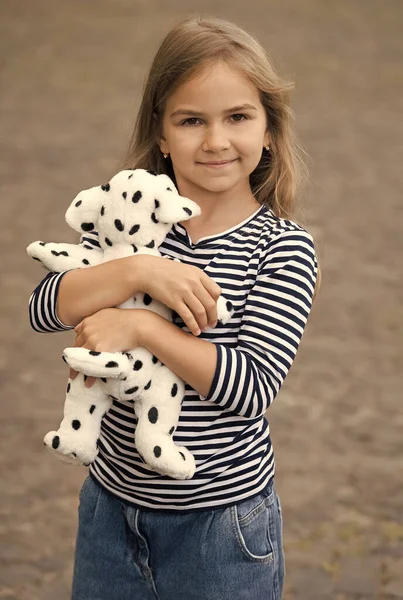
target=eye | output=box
[180,117,202,126]
[230,113,248,122]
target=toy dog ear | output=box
[154,190,201,224]
[65,185,105,234]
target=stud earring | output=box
[265,145,270,151]
[163,152,169,159]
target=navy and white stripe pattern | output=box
[29,271,73,332]
[29,205,318,511]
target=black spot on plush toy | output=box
[27,169,234,480]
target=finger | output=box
[69,368,78,380]
[74,332,87,348]
[176,302,201,336]
[84,376,97,388]
[193,286,218,328]
[73,335,82,347]
[182,292,209,332]
[74,321,83,333]
[201,273,222,300]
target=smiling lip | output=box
[198,159,237,167]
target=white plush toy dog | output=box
[27,169,233,480]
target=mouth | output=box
[197,159,238,168]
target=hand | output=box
[69,308,143,388]
[136,255,222,336]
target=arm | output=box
[138,312,217,399]
[139,230,318,419]
[28,231,145,331]
[56,256,141,327]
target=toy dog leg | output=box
[134,378,195,480]
[216,295,234,324]
[27,241,102,271]
[43,375,111,466]
[62,347,155,385]
[62,348,134,379]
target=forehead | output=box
[165,61,262,115]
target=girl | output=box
[29,15,320,600]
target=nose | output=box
[201,123,231,153]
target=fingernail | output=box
[195,329,201,336]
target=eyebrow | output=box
[170,104,258,118]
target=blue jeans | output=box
[72,475,285,599]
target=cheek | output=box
[237,140,265,172]
[173,143,204,170]
[239,124,266,151]
[172,129,201,150]
[237,142,264,167]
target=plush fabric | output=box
[27,169,233,479]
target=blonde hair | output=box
[121,15,321,301]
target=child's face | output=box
[159,61,270,196]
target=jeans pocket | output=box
[230,485,277,563]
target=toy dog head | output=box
[65,169,201,250]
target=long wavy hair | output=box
[121,15,321,299]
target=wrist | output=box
[133,309,157,348]
[125,254,151,295]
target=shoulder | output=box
[257,210,317,267]
[261,209,315,245]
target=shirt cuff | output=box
[199,343,223,402]
[53,271,75,330]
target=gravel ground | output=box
[1,0,402,598]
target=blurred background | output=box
[1,0,402,598]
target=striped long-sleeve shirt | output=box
[29,204,318,511]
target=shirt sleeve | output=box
[200,228,318,418]
[28,231,100,333]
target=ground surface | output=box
[1,0,402,598]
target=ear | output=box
[155,189,201,224]
[154,114,166,152]
[65,186,105,234]
[157,142,168,156]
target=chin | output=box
[194,175,240,191]
[198,181,236,193]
